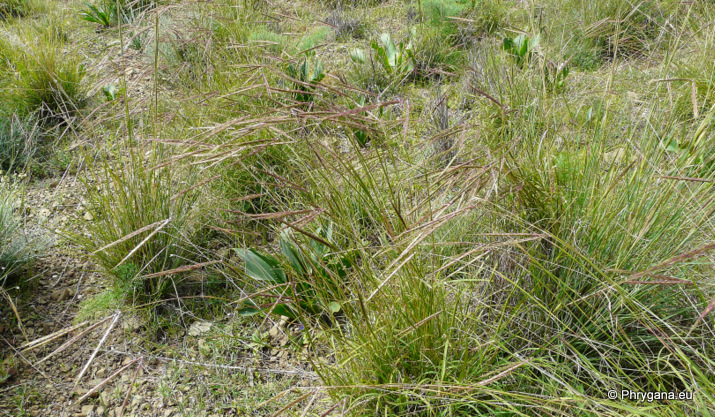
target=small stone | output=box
[37,208,51,220]
[83,212,94,221]
[51,288,71,302]
[188,320,212,336]
[268,326,279,338]
[80,405,94,416]
[122,316,142,332]
[96,367,107,378]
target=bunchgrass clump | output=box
[412,25,464,81]
[0,0,42,19]
[0,173,36,286]
[1,29,88,126]
[547,0,678,68]
[69,146,210,301]
[0,113,40,173]
[325,7,367,41]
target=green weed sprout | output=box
[235,225,351,321]
[503,33,540,67]
[286,51,325,102]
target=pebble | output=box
[188,320,212,336]
[80,405,94,416]
[51,288,72,302]
[268,326,279,337]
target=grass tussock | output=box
[68,146,211,301]
[0,174,38,286]
[0,25,88,126]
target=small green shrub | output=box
[128,30,144,51]
[297,27,331,52]
[351,31,416,89]
[411,25,464,80]
[101,83,124,102]
[552,0,677,65]
[543,59,570,92]
[164,37,210,85]
[423,0,463,35]
[248,28,286,55]
[371,32,415,77]
[460,0,506,37]
[564,39,601,71]
[325,8,367,41]
[350,96,384,148]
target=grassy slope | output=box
[3,0,715,415]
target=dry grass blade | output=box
[299,390,319,417]
[396,310,443,337]
[114,218,171,269]
[20,320,91,351]
[75,357,140,405]
[319,400,343,417]
[118,358,143,417]
[140,260,221,280]
[474,360,529,387]
[1,288,28,343]
[270,390,315,417]
[74,311,121,388]
[91,219,170,255]
[35,315,114,366]
[170,174,220,202]
[630,241,715,279]
[658,175,715,183]
[692,296,715,330]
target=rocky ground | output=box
[0,176,327,416]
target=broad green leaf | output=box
[380,33,392,49]
[355,130,370,147]
[350,48,365,64]
[312,61,325,83]
[233,248,286,283]
[280,231,307,275]
[328,301,341,313]
[271,303,299,319]
[237,306,262,316]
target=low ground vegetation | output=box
[2,0,715,415]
